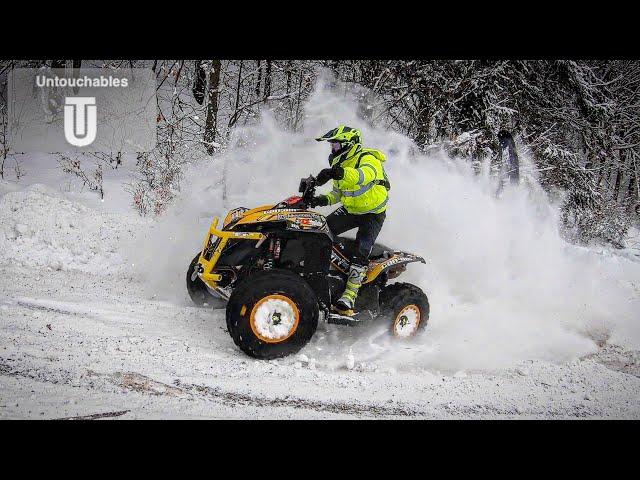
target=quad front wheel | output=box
[226,269,319,359]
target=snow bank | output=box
[0,184,144,273]
[130,73,640,372]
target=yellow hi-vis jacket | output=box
[322,143,390,214]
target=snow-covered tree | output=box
[329,59,639,246]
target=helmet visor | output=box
[330,141,342,153]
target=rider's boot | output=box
[333,263,367,315]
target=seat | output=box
[334,236,393,260]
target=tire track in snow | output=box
[0,359,424,418]
[172,379,422,417]
[13,297,144,327]
[56,410,131,420]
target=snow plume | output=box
[132,72,640,372]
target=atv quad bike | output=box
[187,176,429,359]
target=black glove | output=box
[309,196,329,208]
[315,166,344,186]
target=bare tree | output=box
[57,154,105,198]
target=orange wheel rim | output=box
[393,304,421,337]
[249,294,300,344]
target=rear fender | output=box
[364,252,425,284]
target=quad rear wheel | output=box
[226,269,319,359]
[379,282,429,338]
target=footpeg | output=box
[327,310,373,326]
[331,304,354,316]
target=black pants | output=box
[326,206,386,265]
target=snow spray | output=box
[132,72,640,373]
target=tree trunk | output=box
[264,60,272,101]
[498,130,520,185]
[294,67,304,131]
[255,60,262,99]
[617,149,633,203]
[192,60,207,105]
[286,60,292,94]
[72,59,82,95]
[613,165,622,202]
[628,154,639,204]
[0,97,5,179]
[204,60,222,155]
[0,137,5,179]
[228,61,243,129]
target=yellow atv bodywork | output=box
[197,210,268,289]
[197,204,419,291]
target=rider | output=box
[310,125,390,315]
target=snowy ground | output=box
[1,183,640,419]
[1,263,639,419]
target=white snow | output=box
[0,78,639,418]
[0,184,147,273]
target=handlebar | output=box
[275,176,318,210]
[298,175,317,207]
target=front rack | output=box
[197,217,265,287]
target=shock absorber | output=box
[264,237,281,270]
